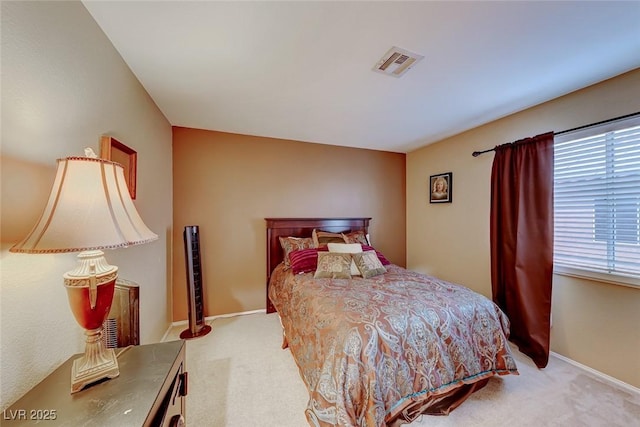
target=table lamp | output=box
[10,148,158,393]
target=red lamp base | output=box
[64,250,120,393]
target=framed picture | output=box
[100,136,137,200]
[429,172,452,203]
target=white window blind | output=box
[554,114,640,283]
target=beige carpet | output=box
[164,313,640,427]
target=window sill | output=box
[554,265,640,289]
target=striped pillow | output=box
[289,247,328,274]
[312,229,346,247]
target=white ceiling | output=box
[82,1,640,153]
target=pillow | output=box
[312,229,346,247]
[327,243,362,276]
[279,236,314,267]
[352,251,387,279]
[314,252,352,279]
[361,244,391,265]
[342,230,369,246]
[288,247,327,274]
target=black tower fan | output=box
[180,225,212,339]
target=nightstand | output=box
[2,340,187,426]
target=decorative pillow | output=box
[327,243,363,276]
[312,229,346,247]
[352,251,387,279]
[279,236,314,267]
[361,244,392,265]
[288,247,328,274]
[314,252,352,279]
[342,230,369,246]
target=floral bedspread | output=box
[268,264,518,427]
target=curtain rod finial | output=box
[472,147,496,157]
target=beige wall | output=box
[1,2,173,408]
[172,127,406,320]
[407,69,640,388]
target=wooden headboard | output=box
[265,217,371,313]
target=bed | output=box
[265,217,518,427]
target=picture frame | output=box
[429,172,452,203]
[100,136,137,200]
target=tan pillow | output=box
[314,252,352,279]
[342,230,369,246]
[352,250,387,279]
[279,236,314,267]
[327,243,362,276]
[312,229,346,247]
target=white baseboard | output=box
[161,309,267,342]
[550,351,640,395]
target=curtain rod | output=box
[471,111,640,157]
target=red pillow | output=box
[361,245,391,265]
[288,247,328,274]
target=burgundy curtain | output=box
[490,132,554,369]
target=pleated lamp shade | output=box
[10,155,157,254]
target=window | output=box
[553,114,640,286]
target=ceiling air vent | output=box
[373,46,424,78]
